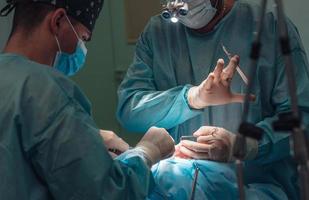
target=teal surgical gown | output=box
[0,53,154,200]
[117,0,309,199]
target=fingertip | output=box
[217,58,225,66]
[193,131,201,137]
[231,56,239,65]
[233,55,240,62]
[193,127,203,137]
[180,140,185,146]
[194,126,208,137]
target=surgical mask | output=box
[53,15,88,76]
[178,0,217,29]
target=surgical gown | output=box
[117,0,309,199]
[0,53,154,200]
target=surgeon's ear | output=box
[49,8,67,36]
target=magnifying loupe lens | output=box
[161,10,172,19]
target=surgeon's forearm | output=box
[117,85,202,133]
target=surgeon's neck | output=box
[195,0,235,33]
[3,29,56,67]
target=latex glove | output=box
[179,126,258,162]
[136,127,175,166]
[187,56,255,109]
[100,130,130,158]
[173,144,190,159]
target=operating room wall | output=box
[0,0,309,146]
[269,0,309,54]
[72,0,142,144]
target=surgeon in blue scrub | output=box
[117,0,309,199]
[0,0,175,199]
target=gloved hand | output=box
[178,126,258,162]
[136,127,175,166]
[100,130,130,158]
[173,144,190,159]
[187,56,255,109]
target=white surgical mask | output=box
[179,0,217,29]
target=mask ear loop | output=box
[64,14,88,55]
[52,35,62,66]
[64,14,81,41]
[54,36,62,53]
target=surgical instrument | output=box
[181,136,197,142]
[222,44,249,85]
